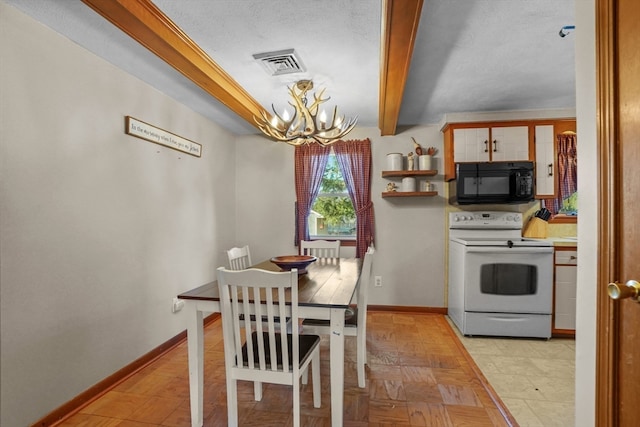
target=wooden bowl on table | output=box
[270,255,317,274]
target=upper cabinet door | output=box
[535,125,556,198]
[453,128,490,162]
[490,126,529,161]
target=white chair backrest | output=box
[300,240,340,259]
[227,245,252,270]
[217,267,300,373]
[356,246,375,321]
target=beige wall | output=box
[0,4,237,425]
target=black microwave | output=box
[456,161,535,204]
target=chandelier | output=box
[254,80,358,146]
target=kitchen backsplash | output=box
[547,222,577,237]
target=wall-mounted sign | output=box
[125,116,202,158]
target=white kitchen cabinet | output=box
[452,126,529,163]
[554,248,577,334]
[453,128,490,162]
[490,126,529,161]
[535,125,556,197]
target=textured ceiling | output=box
[402,1,576,124]
[5,0,576,135]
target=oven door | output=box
[462,246,553,314]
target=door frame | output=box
[595,0,619,425]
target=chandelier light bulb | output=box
[319,110,327,129]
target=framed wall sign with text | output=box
[125,116,202,158]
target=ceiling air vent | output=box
[253,49,305,76]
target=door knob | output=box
[607,280,640,302]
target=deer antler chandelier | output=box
[255,80,358,146]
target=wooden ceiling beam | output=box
[81,0,268,129]
[379,0,424,136]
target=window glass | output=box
[308,153,356,238]
[558,191,578,215]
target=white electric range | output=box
[448,211,554,338]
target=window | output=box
[294,138,374,258]
[308,152,356,239]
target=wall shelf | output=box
[382,170,438,198]
[382,191,438,198]
[382,170,437,178]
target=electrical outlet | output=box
[374,276,382,287]
[172,297,185,313]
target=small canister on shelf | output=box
[386,153,403,171]
[401,177,416,192]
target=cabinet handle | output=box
[484,140,488,153]
[570,255,577,261]
[493,140,497,152]
[548,163,553,177]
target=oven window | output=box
[480,264,538,295]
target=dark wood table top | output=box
[177,258,362,309]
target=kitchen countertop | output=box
[527,237,578,247]
[549,237,578,247]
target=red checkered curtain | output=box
[294,144,331,244]
[543,133,577,214]
[333,139,375,259]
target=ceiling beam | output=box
[379,0,424,135]
[81,0,268,129]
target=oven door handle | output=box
[463,246,554,254]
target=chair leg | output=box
[254,381,263,401]
[293,376,300,427]
[301,366,309,385]
[357,329,366,388]
[226,378,238,427]
[312,351,321,408]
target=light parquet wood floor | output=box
[56,312,515,426]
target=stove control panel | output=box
[449,211,523,229]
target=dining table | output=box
[177,256,362,427]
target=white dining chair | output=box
[302,245,375,388]
[217,267,321,427]
[227,245,296,331]
[300,239,340,259]
[227,245,252,270]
